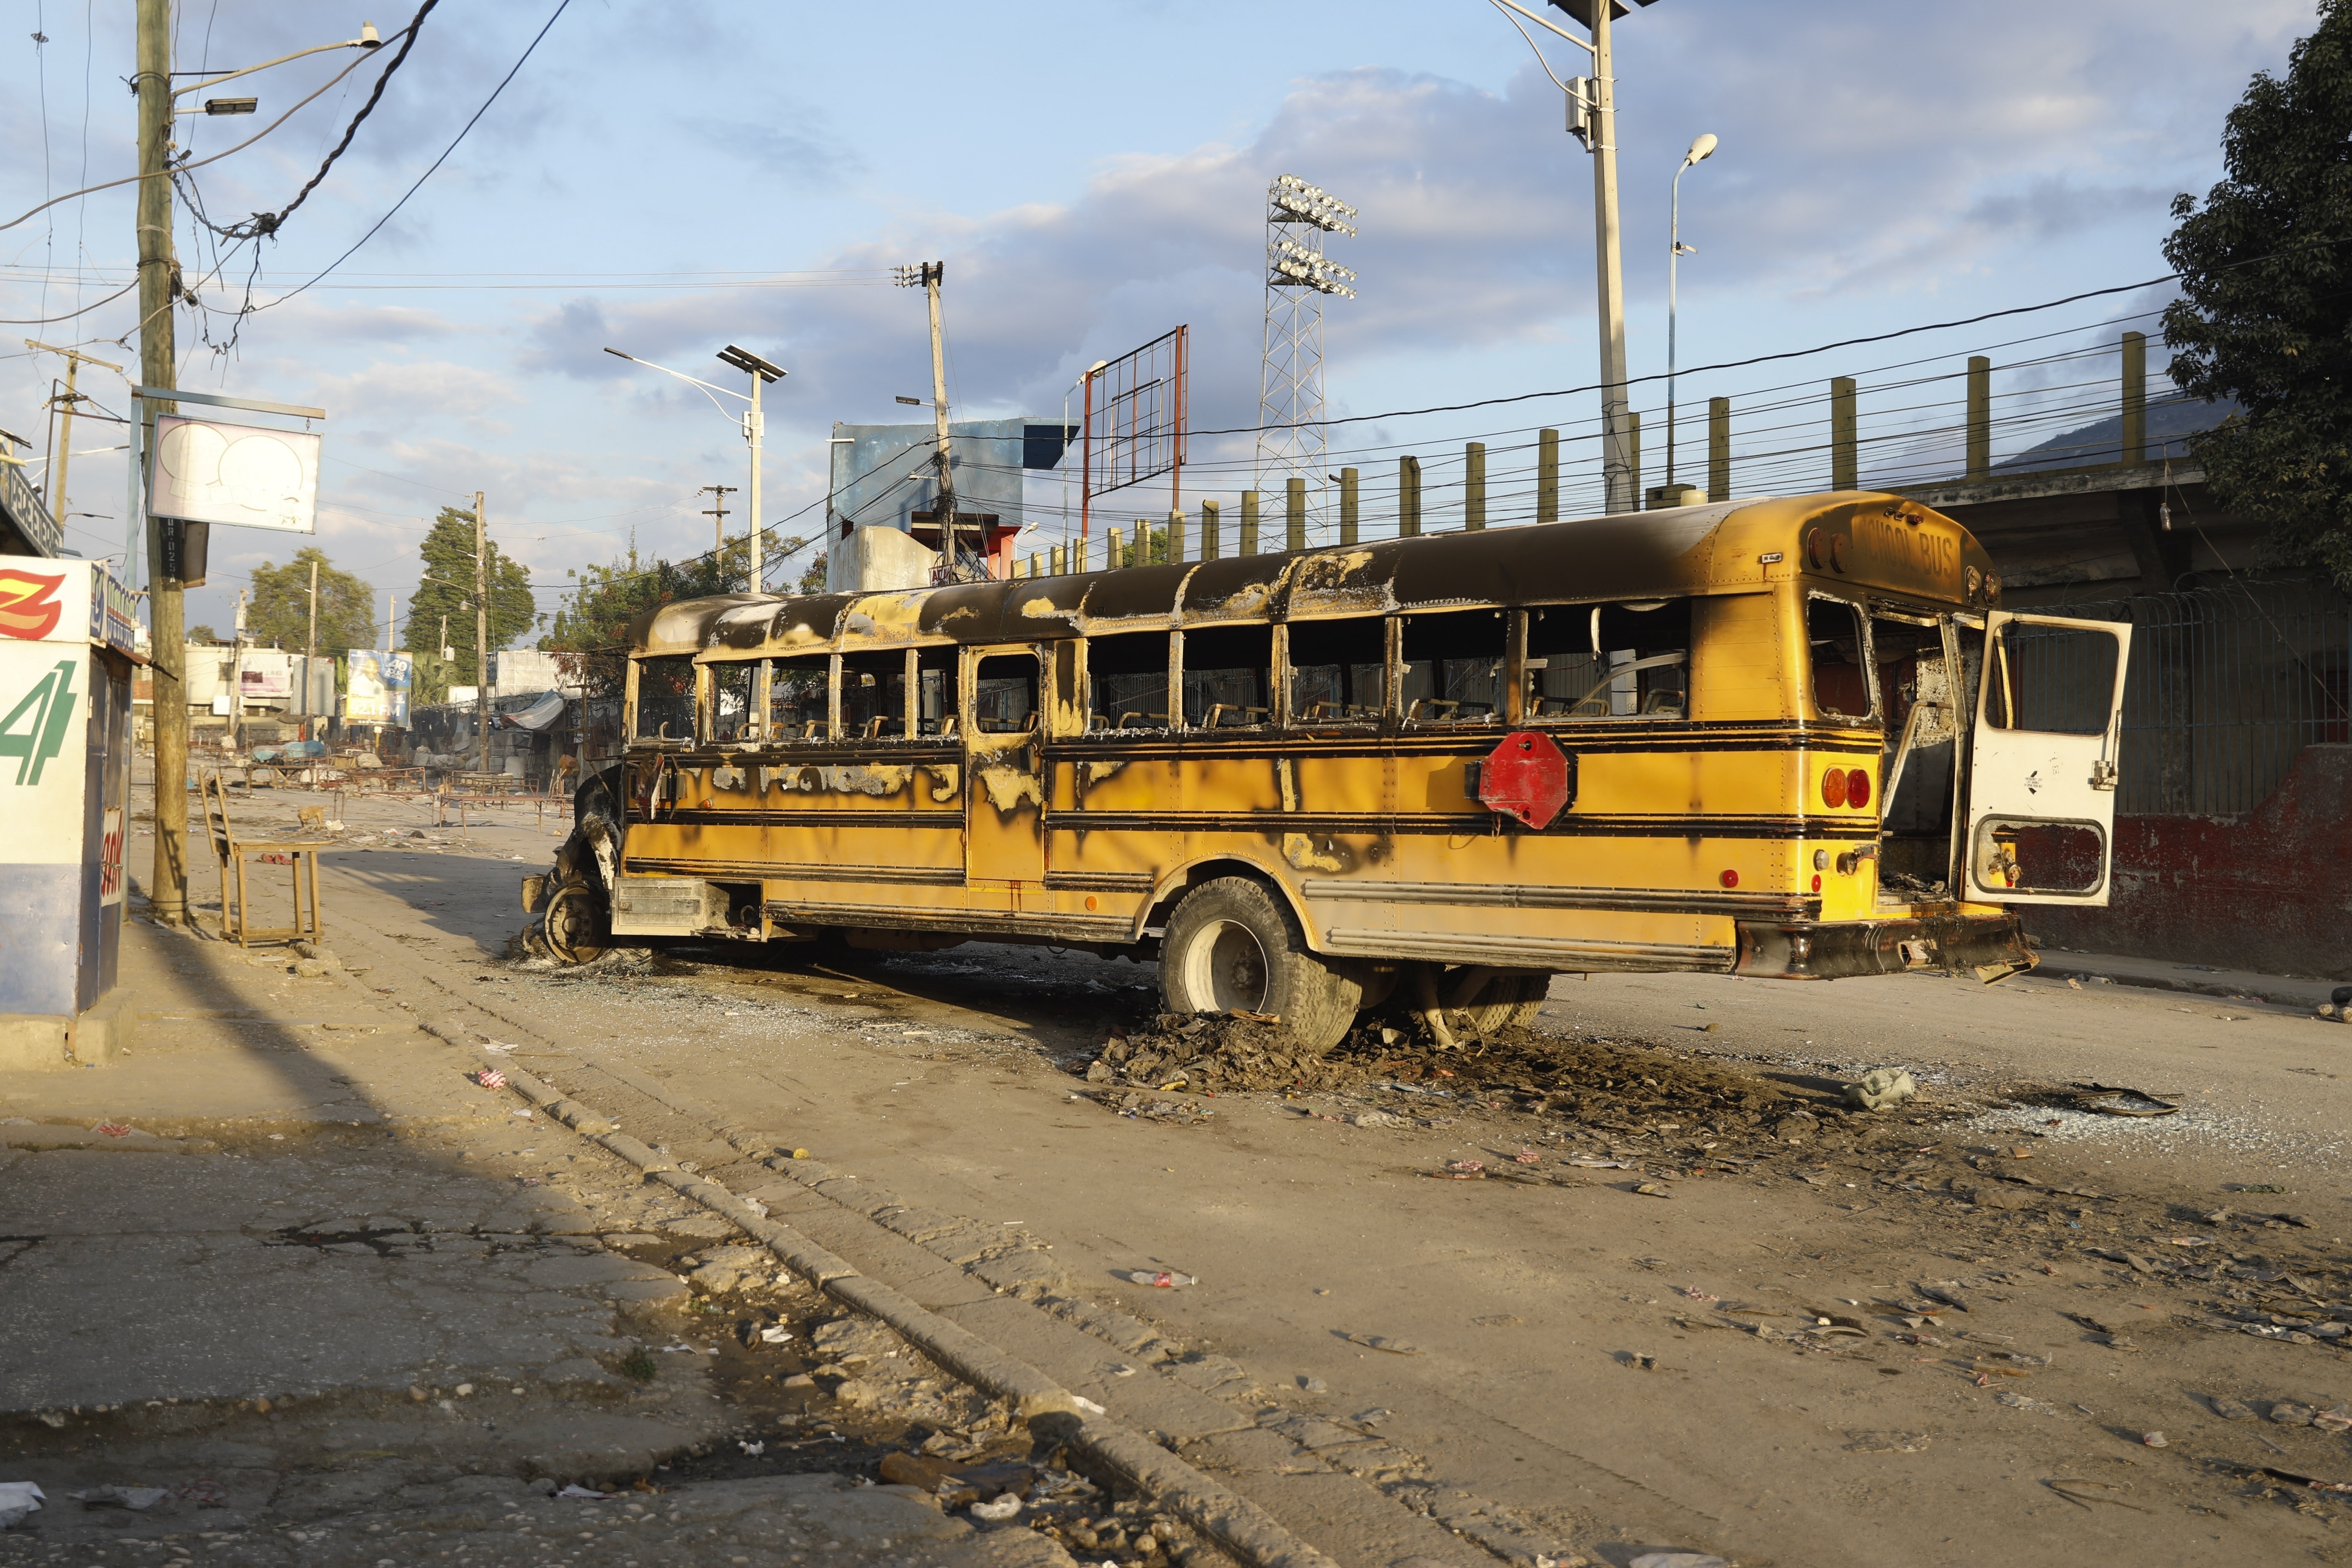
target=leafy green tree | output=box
[249,547,376,653]
[2163,0,2352,589]
[402,506,539,691]
[188,624,220,645]
[543,541,748,697]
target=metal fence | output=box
[2050,583,2350,815]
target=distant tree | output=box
[2163,0,2352,590]
[403,506,539,681]
[188,624,219,645]
[544,539,750,697]
[249,547,375,653]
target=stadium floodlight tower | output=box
[1257,175,1358,534]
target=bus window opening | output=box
[634,657,694,740]
[1089,632,1171,731]
[916,647,957,736]
[767,656,828,738]
[1528,601,1689,720]
[1288,618,1385,723]
[1183,626,1272,729]
[708,661,756,743]
[841,651,908,740]
[1808,597,1871,720]
[1400,611,1505,724]
[973,654,1038,733]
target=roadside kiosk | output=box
[0,556,141,1066]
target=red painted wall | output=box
[2026,744,2352,980]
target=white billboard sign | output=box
[150,414,320,534]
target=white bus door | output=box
[1964,611,2132,905]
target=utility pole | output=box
[137,0,188,926]
[699,484,736,554]
[1588,2,1632,513]
[26,341,122,533]
[225,589,246,752]
[924,263,957,579]
[897,262,960,579]
[474,491,490,777]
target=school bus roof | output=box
[627,490,1996,660]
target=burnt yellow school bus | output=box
[536,492,2130,1050]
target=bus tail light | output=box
[1846,768,1871,808]
[1821,767,1848,808]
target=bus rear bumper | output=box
[1733,911,2035,982]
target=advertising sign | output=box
[345,650,413,727]
[150,414,321,534]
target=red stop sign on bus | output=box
[1478,730,1574,831]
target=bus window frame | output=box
[1518,600,1691,724]
[1805,591,1877,724]
[703,658,760,744]
[1282,615,1388,731]
[1396,607,1510,729]
[630,654,698,744]
[764,653,831,743]
[1178,622,1275,732]
[1079,628,1177,735]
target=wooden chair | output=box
[200,772,333,947]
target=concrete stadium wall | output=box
[2026,744,2352,981]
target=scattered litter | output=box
[70,1485,169,1510]
[93,1122,132,1139]
[1567,1156,1633,1169]
[1843,1068,1917,1111]
[971,1494,1023,1522]
[2209,1396,2256,1422]
[1513,1148,1541,1164]
[2314,1407,2352,1434]
[1628,1353,1660,1371]
[759,1326,794,1345]
[2069,1083,2178,1117]
[1632,1182,1673,1198]
[472,1069,507,1089]
[0,1483,42,1529]
[1846,1431,1931,1453]
[1344,1333,1419,1355]
[2043,1477,2147,1512]
[1676,1286,1719,1302]
[479,1042,519,1055]
[2244,1464,2352,1496]
[510,1109,533,1120]
[2141,1431,2167,1448]
[2269,1401,2316,1427]
[1628,1553,1729,1568]
[739,1440,766,1457]
[557,1484,614,1500]
[1118,1270,1196,1288]
[1994,1390,2060,1414]
[1444,1159,1485,1176]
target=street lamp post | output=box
[1665,131,1718,496]
[604,346,786,590]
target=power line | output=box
[250,0,574,313]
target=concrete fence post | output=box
[1285,476,1305,551]
[1536,430,1559,524]
[1465,442,1486,530]
[1240,490,1259,556]
[1830,378,1857,490]
[1201,500,1220,561]
[1399,457,1421,537]
[1339,468,1359,545]
[1966,357,1990,479]
[1708,398,1730,503]
[1167,509,1185,563]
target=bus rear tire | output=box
[1453,969,1550,1033]
[1161,877,1361,1054]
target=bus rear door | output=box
[1963,610,2131,905]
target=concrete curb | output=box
[2032,957,2332,1009]
[465,1046,1339,1568]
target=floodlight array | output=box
[1270,238,1358,298]
[1269,173,1358,236]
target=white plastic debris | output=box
[557,1484,613,1500]
[759,1326,794,1345]
[0,1483,44,1529]
[971,1493,1023,1522]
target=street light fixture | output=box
[1664,131,1718,499]
[603,344,787,591]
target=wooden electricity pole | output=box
[474,492,490,777]
[137,0,188,925]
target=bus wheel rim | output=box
[1185,918,1268,1014]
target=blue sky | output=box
[0,0,2320,644]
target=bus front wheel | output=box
[543,878,609,965]
[1161,877,1362,1054]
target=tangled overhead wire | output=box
[176,0,439,245]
